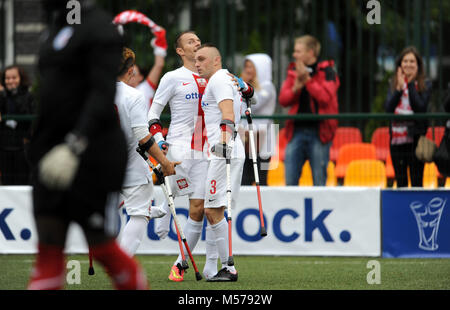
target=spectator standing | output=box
[279,35,339,186]
[385,46,432,187]
[0,65,35,185]
[239,53,277,186]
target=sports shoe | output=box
[206,267,238,282]
[168,263,184,282]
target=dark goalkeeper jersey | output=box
[30,5,127,191]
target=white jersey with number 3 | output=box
[201,69,245,159]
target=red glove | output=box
[151,28,167,57]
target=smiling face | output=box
[4,67,21,91]
[400,52,419,80]
[176,32,202,62]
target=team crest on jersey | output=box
[176,178,189,189]
[196,78,207,88]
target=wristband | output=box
[148,118,163,135]
[139,136,156,153]
[154,132,168,150]
[241,82,254,99]
[158,140,169,151]
[220,119,235,135]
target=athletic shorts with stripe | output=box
[165,144,209,200]
[204,158,245,209]
[120,183,154,218]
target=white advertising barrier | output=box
[0,186,381,256]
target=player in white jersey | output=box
[115,47,179,257]
[195,44,254,282]
[148,31,219,281]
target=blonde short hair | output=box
[295,35,321,58]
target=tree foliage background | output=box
[96,0,450,131]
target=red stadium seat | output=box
[335,143,377,179]
[371,127,390,162]
[329,127,363,163]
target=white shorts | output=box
[120,182,154,217]
[204,158,245,209]
[166,144,209,200]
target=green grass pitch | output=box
[0,254,449,290]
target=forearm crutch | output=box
[225,151,234,266]
[143,153,202,281]
[88,250,94,275]
[244,98,267,237]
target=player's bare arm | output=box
[218,99,235,144]
[139,134,180,176]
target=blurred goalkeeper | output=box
[28,0,148,290]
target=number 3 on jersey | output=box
[210,180,217,194]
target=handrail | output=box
[3,113,450,122]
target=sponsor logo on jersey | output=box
[185,93,202,100]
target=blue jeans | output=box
[284,128,331,186]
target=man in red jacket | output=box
[279,35,339,185]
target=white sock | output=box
[222,263,236,273]
[209,218,230,268]
[174,218,203,265]
[203,224,218,278]
[120,216,148,256]
[155,199,171,239]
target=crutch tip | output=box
[195,272,203,281]
[88,267,95,275]
[227,256,234,266]
[260,227,267,237]
[181,260,189,270]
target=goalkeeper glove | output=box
[38,132,87,190]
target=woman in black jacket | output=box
[385,46,432,187]
[0,65,35,185]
